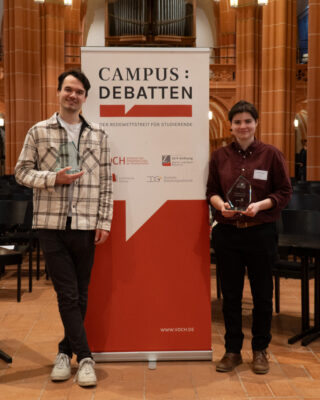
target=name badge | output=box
[253,169,268,180]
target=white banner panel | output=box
[82,48,212,360]
[82,48,209,240]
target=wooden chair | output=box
[0,200,33,300]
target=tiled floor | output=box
[1,259,320,400]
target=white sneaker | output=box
[75,357,97,387]
[50,353,71,381]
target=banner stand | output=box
[82,48,212,364]
[93,350,212,363]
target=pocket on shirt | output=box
[81,145,100,173]
[38,146,59,171]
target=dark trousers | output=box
[39,222,95,363]
[212,222,277,353]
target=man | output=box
[298,139,307,181]
[15,70,113,387]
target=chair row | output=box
[211,209,320,345]
[286,192,320,211]
[292,181,320,195]
[0,175,32,200]
[0,199,40,301]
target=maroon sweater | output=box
[206,139,292,224]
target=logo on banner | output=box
[162,155,171,166]
[112,156,149,166]
[100,104,192,118]
[162,155,194,167]
[98,67,193,118]
[164,176,193,183]
[146,176,162,183]
[112,174,135,183]
[112,156,126,165]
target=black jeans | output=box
[212,222,277,353]
[39,222,95,363]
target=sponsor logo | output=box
[112,174,135,183]
[112,156,126,165]
[162,155,171,166]
[145,175,192,183]
[163,176,193,183]
[111,156,149,166]
[127,157,149,165]
[162,155,194,167]
[146,176,162,183]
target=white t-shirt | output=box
[57,115,82,217]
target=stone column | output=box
[40,2,65,119]
[3,0,41,174]
[219,0,236,64]
[260,0,296,175]
[235,2,262,109]
[64,0,82,70]
[307,0,320,181]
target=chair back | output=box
[309,183,320,195]
[292,181,310,194]
[0,200,29,229]
[280,209,320,236]
[286,193,320,211]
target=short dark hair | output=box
[57,69,91,97]
[228,100,259,122]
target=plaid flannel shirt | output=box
[15,113,113,231]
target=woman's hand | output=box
[242,198,273,217]
[221,202,239,218]
[242,202,260,217]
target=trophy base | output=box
[229,206,248,212]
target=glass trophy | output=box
[55,142,80,174]
[226,175,252,211]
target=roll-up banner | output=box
[82,48,212,362]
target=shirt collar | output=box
[232,138,260,154]
[47,112,92,129]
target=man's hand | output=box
[95,229,109,245]
[55,166,84,185]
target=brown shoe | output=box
[252,350,269,374]
[216,352,242,372]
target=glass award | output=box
[55,142,80,174]
[226,175,252,211]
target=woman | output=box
[207,100,292,374]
